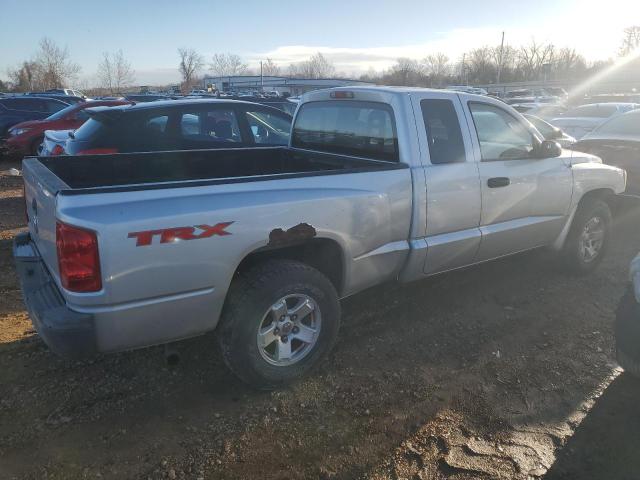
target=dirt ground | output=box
[1,156,640,480]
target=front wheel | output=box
[217,259,340,389]
[562,198,612,274]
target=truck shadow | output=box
[544,373,640,480]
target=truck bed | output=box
[38,147,404,192]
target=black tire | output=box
[30,137,43,156]
[217,259,340,389]
[562,198,612,274]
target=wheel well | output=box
[578,188,616,212]
[234,239,345,294]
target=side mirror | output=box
[537,140,562,158]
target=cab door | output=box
[410,93,482,274]
[462,100,573,261]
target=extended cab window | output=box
[469,103,534,161]
[292,100,398,161]
[421,99,466,164]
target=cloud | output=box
[245,21,630,75]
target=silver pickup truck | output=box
[15,87,626,388]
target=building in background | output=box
[202,75,373,96]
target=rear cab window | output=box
[292,100,399,161]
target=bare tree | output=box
[289,52,335,79]
[553,48,586,80]
[34,37,81,89]
[178,48,204,92]
[209,53,248,77]
[620,26,640,56]
[97,50,135,94]
[7,61,39,92]
[386,58,422,86]
[261,58,280,76]
[466,47,495,84]
[423,53,450,86]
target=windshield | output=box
[45,103,77,120]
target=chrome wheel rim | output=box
[579,216,605,263]
[257,294,321,367]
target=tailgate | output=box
[22,158,69,282]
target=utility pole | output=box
[461,53,466,85]
[260,61,264,92]
[496,31,505,84]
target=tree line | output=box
[3,27,639,94]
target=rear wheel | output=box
[562,198,612,274]
[217,259,340,389]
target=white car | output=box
[551,103,640,140]
[512,103,567,121]
[40,129,73,156]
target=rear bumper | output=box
[13,232,97,358]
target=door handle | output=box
[487,177,510,188]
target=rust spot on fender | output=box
[268,223,317,247]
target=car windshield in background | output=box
[45,103,77,120]
[72,118,105,140]
[592,110,640,136]
[292,100,398,161]
[565,105,618,118]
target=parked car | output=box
[544,87,569,101]
[551,103,640,140]
[571,109,640,194]
[253,100,298,116]
[615,253,640,375]
[40,129,73,156]
[512,103,567,121]
[4,99,131,157]
[44,88,86,98]
[0,96,71,138]
[14,86,625,388]
[57,99,293,155]
[26,92,86,104]
[524,114,576,148]
[446,85,488,95]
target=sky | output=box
[1,0,638,85]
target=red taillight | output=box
[51,144,65,156]
[56,221,102,292]
[330,91,354,99]
[77,148,118,155]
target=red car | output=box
[4,99,131,157]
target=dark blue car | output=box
[0,96,71,137]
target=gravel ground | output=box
[1,157,640,479]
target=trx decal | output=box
[128,222,234,246]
